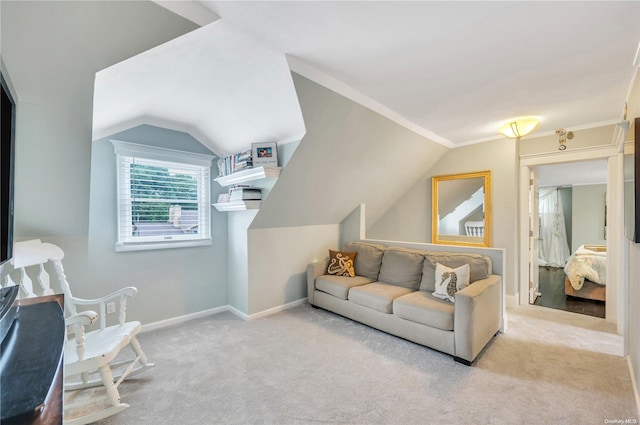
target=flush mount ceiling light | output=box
[498,117,540,141]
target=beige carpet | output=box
[66,303,638,425]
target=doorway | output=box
[519,146,624,329]
[532,160,607,318]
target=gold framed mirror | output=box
[432,170,492,247]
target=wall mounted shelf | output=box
[213,200,262,212]
[214,166,281,187]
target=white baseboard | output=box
[627,355,640,419]
[505,293,519,309]
[226,305,248,321]
[141,306,229,333]
[140,298,309,331]
[246,297,308,321]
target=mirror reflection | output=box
[432,171,492,247]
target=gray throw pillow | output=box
[343,242,385,280]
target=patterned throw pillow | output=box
[433,263,470,303]
[327,250,357,277]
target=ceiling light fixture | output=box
[498,117,540,141]
[555,128,574,150]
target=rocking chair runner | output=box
[2,239,154,424]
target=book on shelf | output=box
[217,149,254,177]
[228,186,262,201]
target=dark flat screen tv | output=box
[1,71,16,265]
[624,117,640,243]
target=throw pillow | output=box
[433,263,470,303]
[344,242,385,280]
[327,250,357,277]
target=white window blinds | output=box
[111,140,214,252]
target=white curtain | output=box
[538,187,571,267]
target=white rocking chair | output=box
[2,239,154,424]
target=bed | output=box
[563,244,606,302]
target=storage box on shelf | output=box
[213,166,281,212]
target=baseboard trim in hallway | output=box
[627,355,640,418]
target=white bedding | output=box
[563,245,606,290]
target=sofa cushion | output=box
[348,283,414,314]
[377,248,424,290]
[327,250,357,277]
[343,242,385,280]
[433,263,470,303]
[393,291,454,331]
[420,252,491,292]
[315,275,374,300]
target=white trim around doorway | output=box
[518,143,624,334]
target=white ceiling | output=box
[92,19,306,156]
[198,1,640,146]
[95,1,640,154]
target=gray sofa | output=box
[306,241,502,365]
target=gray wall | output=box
[626,68,640,419]
[368,137,518,295]
[1,0,198,316]
[571,184,607,250]
[248,224,339,315]
[251,73,449,229]
[88,125,228,324]
[241,73,450,315]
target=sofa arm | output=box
[453,274,502,364]
[306,261,328,305]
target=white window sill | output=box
[115,238,212,253]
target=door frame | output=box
[518,144,624,332]
[528,168,540,304]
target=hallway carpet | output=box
[67,304,637,425]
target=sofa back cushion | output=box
[343,242,385,280]
[377,247,424,290]
[420,252,492,292]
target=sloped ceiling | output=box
[154,1,639,149]
[251,73,450,229]
[92,19,305,156]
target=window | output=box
[111,140,214,252]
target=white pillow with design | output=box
[433,263,470,303]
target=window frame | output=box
[111,140,214,252]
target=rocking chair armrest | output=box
[70,287,138,329]
[65,311,98,361]
[69,287,138,306]
[65,310,98,328]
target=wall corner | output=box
[340,203,366,247]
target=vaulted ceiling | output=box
[94,1,640,155]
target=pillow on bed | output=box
[433,263,470,303]
[327,250,357,277]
